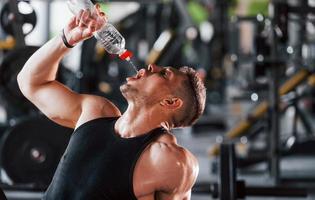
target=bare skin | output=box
[17,4,199,200]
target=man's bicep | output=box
[170,149,198,200]
[172,171,195,200]
[154,144,199,199]
[27,81,82,128]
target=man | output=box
[17,3,206,200]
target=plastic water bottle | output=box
[67,0,137,72]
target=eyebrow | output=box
[158,67,174,80]
[166,67,179,74]
[165,67,184,82]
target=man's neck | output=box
[114,103,167,138]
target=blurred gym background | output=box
[1,0,315,199]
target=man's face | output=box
[120,64,185,105]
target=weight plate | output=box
[0,116,72,187]
[0,1,37,36]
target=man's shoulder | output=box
[75,95,121,129]
[153,131,197,163]
[149,131,198,176]
[81,94,121,117]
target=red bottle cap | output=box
[119,50,133,60]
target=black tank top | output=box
[43,117,164,200]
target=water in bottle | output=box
[67,0,138,73]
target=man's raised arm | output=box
[17,5,119,128]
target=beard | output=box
[120,83,158,106]
[120,83,139,99]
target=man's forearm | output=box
[17,35,70,87]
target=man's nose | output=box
[138,68,147,76]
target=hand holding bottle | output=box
[66,0,135,69]
[64,4,107,47]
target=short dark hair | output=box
[173,66,206,127]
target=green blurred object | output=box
[187,1,209,25]
[99,2,109,13]
[248,0,269,16]
[228,0,238,17]
[229,0,269,17]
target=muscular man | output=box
[17,4,206,200]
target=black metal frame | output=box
[193,143,311,199]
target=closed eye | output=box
[160,69,168,78]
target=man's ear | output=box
[160,97,183,110]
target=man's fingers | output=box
[79,10,91,27]
[88,21,97,33]
[72,6,106,36]
[94,3,101,13]
[76,9,84,26]
[67,16,77,29]
[94,4,107,22]
[95,18,106,30]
